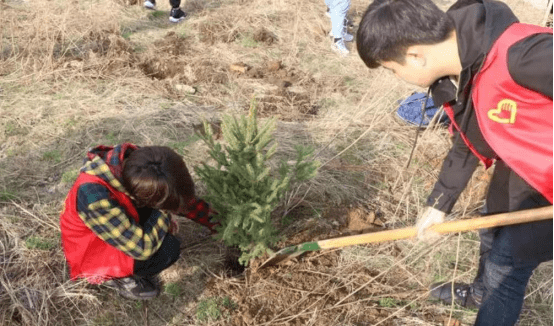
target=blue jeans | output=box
[473,227,547,326]
[472,161,552,326]
[325,0,350,38]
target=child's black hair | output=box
[356,0,454,68]
[122,146,195,211]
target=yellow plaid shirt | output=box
[76,156,170,261]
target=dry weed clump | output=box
[0,0,122,78]
[0,204,101,326]
[1,0,228,100]
[198,17,240,45]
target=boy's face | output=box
[381,55,438,88]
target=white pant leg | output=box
[326,0,350,38]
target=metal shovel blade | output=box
[260,242,321,267]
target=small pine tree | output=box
[195,100,319,265]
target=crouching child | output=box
[60,143,219,300]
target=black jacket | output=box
[426,0,553,213]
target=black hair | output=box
[122,146,195,211]
[356,0,454,68]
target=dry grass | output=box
[0,0,551,325]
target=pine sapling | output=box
[195,101,319,265]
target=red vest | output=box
[450,23,553,203]
[60,173,139,283]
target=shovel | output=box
[259,206,553,269]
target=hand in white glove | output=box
[416,206,446,240]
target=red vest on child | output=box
[447,23,553,203]
[60,173,139,283]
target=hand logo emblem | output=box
[487,99,517,124]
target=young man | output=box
[357,0,552,325]
[143,0,186,23]
[60,144,218,300]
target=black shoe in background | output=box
[169,8,186,23]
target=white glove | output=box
[416,206,445,240]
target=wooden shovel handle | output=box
[318,206,552,250]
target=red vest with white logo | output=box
[469,23,553,203]
[60,173,138,283]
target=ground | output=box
[0,0,552,325]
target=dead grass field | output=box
[0,0,552,325]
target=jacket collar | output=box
[431,0,518,105]
[81,143,138,194]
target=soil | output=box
[253,28,278,45]
[346,207,384,233]
[204,205,434,326]
[229,60,320,120]
[56,26,321,119]
[199,19,239,44]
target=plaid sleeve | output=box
[181,198,220,233]
[76,183,170,260]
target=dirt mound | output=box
[208,253,416,325]
[130,31,227,85]
[56,29,136,74]
[200,205,433,325]
[229,60,320,121]
[191,60,229,84]
[78,29,132,57]
[346,206,386,233]
[256,90,319,121]
[199,19,239,44]
[136,32,192,80]
[138,57,183,80]
[151,31,191,56]
[73,31,223,85]
[253,28,277,45]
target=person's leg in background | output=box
[169,0,186,23]
[143,0,186,22]
[144,0,156,10]
[325,0,351,55]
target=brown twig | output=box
[142,300,149,326]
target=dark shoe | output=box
[429,282,482,309]
[169,8,186,23]
[104,276,160,300]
